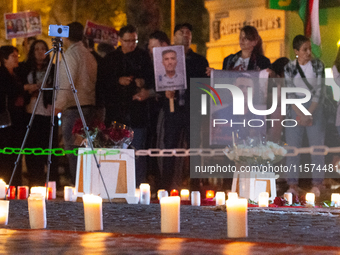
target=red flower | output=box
[91,120,106,131]
[273,197,286,206]
[105,126,131,142]
[72,118,106,135]
[297,195,306,205]
[72,118,85,135]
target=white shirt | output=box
[233,57,250,71]
[293,61,316,97]
[158,73,185,90]
[26,70,52,116]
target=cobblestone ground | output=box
[3,199,340,248]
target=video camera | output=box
[48,25,69,37]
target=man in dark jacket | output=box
[162,23,209,191]
[97,25,154,186]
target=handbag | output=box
[296,62,337,124]
[0,96,12,128]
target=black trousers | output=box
[24,113,59,187]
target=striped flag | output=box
[299,0,321,57]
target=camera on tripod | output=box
[48,25,69,37]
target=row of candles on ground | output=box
[0,193,102,231]
[0,180,57,200]
[0,179,77,202]
[137,184,223,206]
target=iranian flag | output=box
[299,0,321,57]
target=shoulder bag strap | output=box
[295,61,315,95]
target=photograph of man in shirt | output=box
[153,45,186,92]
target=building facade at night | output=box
[204,0,340,69]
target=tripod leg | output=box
[45,47,60,194]
[60,49,112,203]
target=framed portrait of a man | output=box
[153,45,187,92]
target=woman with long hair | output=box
[222,25,271,71]
[19,39,59,187]
[284,35,326,197]
[0,45,25,186]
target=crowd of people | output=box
[0,21,339,198]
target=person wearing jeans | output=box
[284,35,325,197]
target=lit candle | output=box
[305,193,315,206]
[258,192,269,207]
[83,194,103,231]
[191,191,201,206]
[17,186,29,200]
[284,192,293,205]
[5,185,8,199]
[7,186,16,200]
[30,187,47,198]
[135,188,140,203]
[0,201,9,225]
[139,183,151,205]
[160,196,180,233]
[206,190,215,199]
[47,187,53,200]
[226,198,248,238]
[180,189,190,200]
[331,193,340,207]
[47,181,56,199]
[64,186,75,202]
[0,179,6,199]
[64,186,74,201]
[170,189,179,196]
[227,192,238,200]
[28,194,46,229]
[157,189,168,200]
[215,192,226,206]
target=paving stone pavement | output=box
[2,199,340,248]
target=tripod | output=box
[5,37,111,202]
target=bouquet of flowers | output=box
[72,119,134,148]
[104,122,134,148]
[223,136,287,166]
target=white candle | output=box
[28,194,46,229]
[0,179,6,199]
[83,194,103,231]
[331,193,340,207]
[227,192,238,200]
[226,198,248,238]
[215,192,226,206]
[64,186,74,201]
[30,187,47,198]
[160,196,180,233]
[135,188,140,203]
[191,191,200,206]
[284,192,293,205]
[306,193,315,206]
[0,201,9,225]
[139,183,150,205]
[48,181,56,199]
[180,189,190,200]
[258,192,269,207]
[157,189,168,200]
